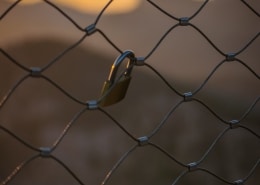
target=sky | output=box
[6,0,141,14]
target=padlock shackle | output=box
[108,50,135,83]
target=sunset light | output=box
[6,0,141,14]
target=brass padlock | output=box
[100,50,135,107]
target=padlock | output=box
[100,50,135,107]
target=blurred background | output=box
[0,0,259,185]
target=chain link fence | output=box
[0,0,259,185]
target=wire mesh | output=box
[0,0,259,185]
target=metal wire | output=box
[0,0,259,185]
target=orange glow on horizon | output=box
[6,0,141,14]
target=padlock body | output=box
[100,76,131,107]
